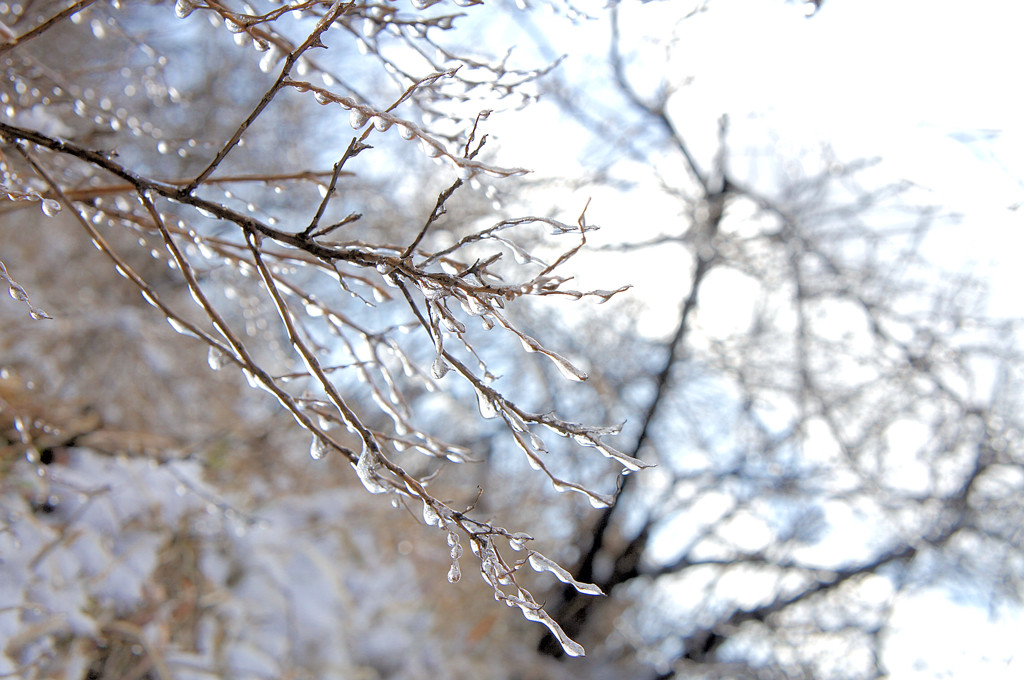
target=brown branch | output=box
[0,121,369,263]
[56,170,354,202]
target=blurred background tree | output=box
[2,1,1022,679]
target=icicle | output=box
[440,314,465,334]
[595,441,650,471]
[572,434,650,472]
[517,602,586,657]
[528,552,603,595]
[547,351,588,381]
[502,409,528,433]
[418,279,447,301]
[548,478,614,508]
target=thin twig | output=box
[609,2,707,193]
[0,0,98,56]
[183,0,351,195]
[302,138,362,238]
[401,177,463,259]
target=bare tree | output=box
[516,2,1024,678]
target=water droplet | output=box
[174,0,195,18]
[259,45,282,74]
[356,444,388,493]
[313,91,331,105]
[349,108,369,129]
[361,18,380,38]
[207,346,226,371]
[40,199,61,217]
[303,299,325,317]
[447,561,461,583]
[371,116,392,132]
[431,356,450,379]
[475,389,497,419]
[421,140,443,158]
[422,500,441,526]
[166,316,198,338]
[309,435,328,460]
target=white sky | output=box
[700,0,1024,318]
[484,0,1023,338]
